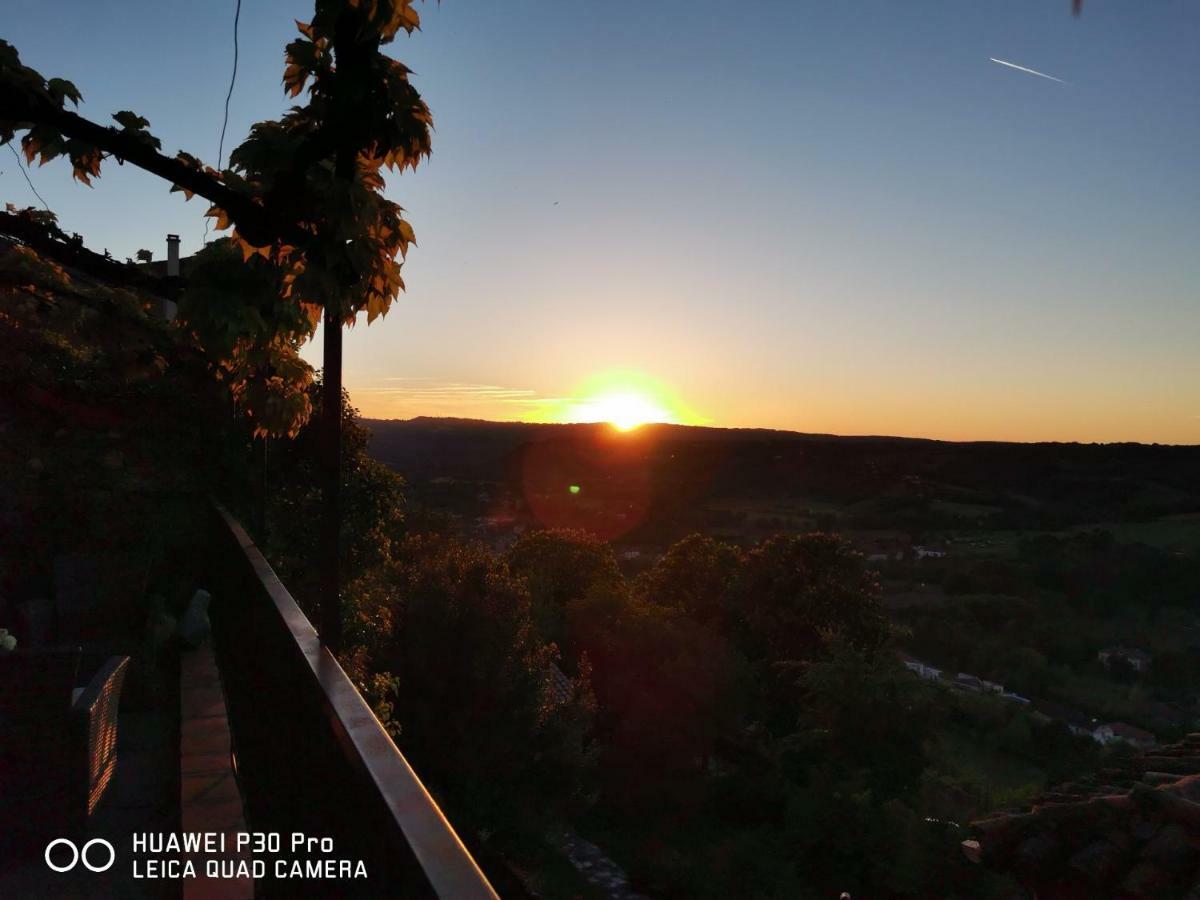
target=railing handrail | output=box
[213,504,499,900]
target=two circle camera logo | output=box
[45,838,116,873]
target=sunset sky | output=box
[4,1,1198,442]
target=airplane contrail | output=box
[989,57,1068,84]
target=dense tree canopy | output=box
[505,528,623,649]
[734,533,891,663]
[636,533,742,626]
[346,535,595,830]
[263,383,406,606]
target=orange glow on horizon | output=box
[337,364,1198,446]
[564,390,674,432]
[549,371,702,432]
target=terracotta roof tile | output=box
[965,733,1200,897]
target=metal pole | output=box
[320,309,343,653]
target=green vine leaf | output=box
[47,77,82,106]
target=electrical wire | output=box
[203,0,242,245]
[6,142,51,212]
[217,0,242,176]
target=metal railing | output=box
[207,503,499,899]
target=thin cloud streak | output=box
[351,377,576,423]
[355,379,568,407]
[989,57,1068,84]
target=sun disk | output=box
[567,389,673,432]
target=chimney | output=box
[166,234,181,278]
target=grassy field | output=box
[707,496,841,516]
[943,531,1027,558]
[924,726,1045,820]
[930,728,1045,792]
[931,499,1004,519]
[1068,514,1200,553]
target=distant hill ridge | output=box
[368,416,1194,447]
[365,417,1200,529]
[372,415,834,440]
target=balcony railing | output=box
[207,503,498,899]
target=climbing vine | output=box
[0,0,433,436]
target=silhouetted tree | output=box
[792,640,937,796]
[506,528,623,649]
[371,536,594,828]
[636,533,742,626]
[565,584,749,809]
[264,382,406,612]
[734,533,891,664]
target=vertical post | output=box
[254,436,268,542]
[320,3,373,656]
[166,233,181,277]
[320,309,343,653]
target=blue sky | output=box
[4,1,1198,441]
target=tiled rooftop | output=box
[965,732,1200,897]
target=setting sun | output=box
[569,390,672,431]
[554,372,695,431]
